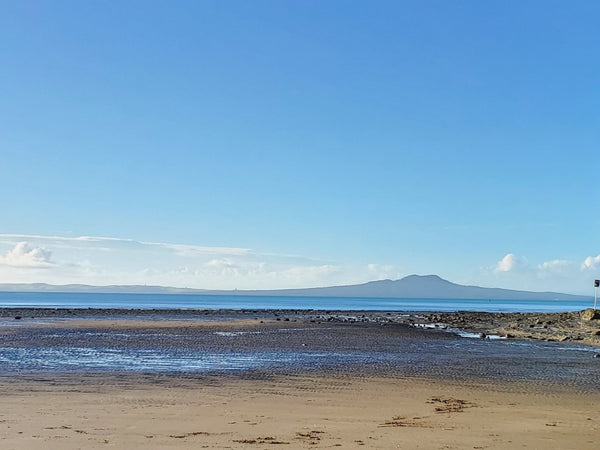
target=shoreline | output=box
[2,307,600,346]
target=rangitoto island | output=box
[0,274,592,300]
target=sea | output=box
[0,291,593,312]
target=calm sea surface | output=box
[0,291,592,312]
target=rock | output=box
[581,309,600,321]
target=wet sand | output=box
[2,307,599,345]
[1,309,600,448]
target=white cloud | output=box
[581,255,600,271]
[476,252,598,294]
[493,254,573,278]
[495,253,521,272]
[538,259,570,272]
[0,242,54,268]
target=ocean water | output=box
[0,291,593,312]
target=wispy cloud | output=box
[0,234,404,289]
[538,259,570,273]
[0,234,249,256]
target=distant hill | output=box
[0,275,589,300]
[248,275,587,300]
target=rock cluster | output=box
[419,310,600,346]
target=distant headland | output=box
[0,274,589,301]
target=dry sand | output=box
[1,374,599,449]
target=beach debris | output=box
[295,430,324,445]
[428,397,476,413]
[233,436,290,444]
[169,431,211,438]
[379,416,430,428]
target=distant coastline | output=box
[0,274,589,301]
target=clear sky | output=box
[1,1,599,294]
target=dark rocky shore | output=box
[417,309,600,347]
[2,307,600,347]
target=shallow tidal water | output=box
[1,320,599,391]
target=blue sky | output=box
[1,1,599,294]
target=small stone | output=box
[581,309,600,321]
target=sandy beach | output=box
[2,373,600,449]
[1,311,600,449]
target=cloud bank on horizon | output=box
[0,234,597,295]
[0,234,402,290]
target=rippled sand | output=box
[2,373,600,449]
[1,312,599,448]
